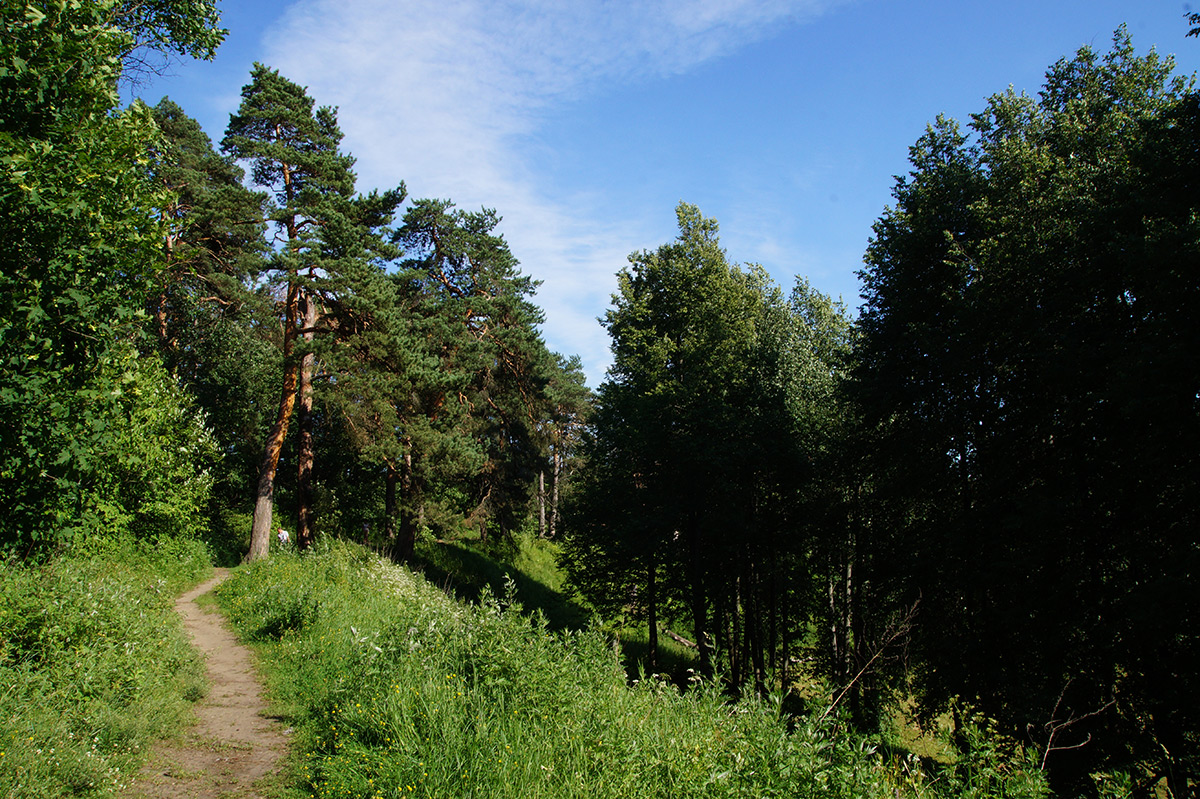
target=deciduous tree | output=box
[0,0,224,553]
[854,29,1200,793]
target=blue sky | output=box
[133,0,1200,387]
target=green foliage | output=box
[393,199,554,546]
[111,0,225,63]
[145,97,276,545]
[0,1,226,554]
[566,202,853,690]
[206,506,252,567]
[215,541,1045,798]
[1,1,157,550]
[0,537,210,797]
[855,28,1200,792]
[80,342,221,542]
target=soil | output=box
[124,569,290,799]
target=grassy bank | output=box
[413,532,698,682]
[217,541,1048,798]
[0,536,211,798]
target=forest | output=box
[1,2,1197,797]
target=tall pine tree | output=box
[222,63,404,559]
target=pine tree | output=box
[394,199,551,546]
[222,64,404,559]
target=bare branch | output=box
[820,600,918,723]
[1027,680,1116,771]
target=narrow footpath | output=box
[124,569,289,799]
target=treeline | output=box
[563,29,1199,797]
[1,1,589,566]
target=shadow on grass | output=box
[618,625,699,686]
[409,537,699,685]
[412,539,592,632]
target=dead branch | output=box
[820,599,918,723]
[1028,680,1116,771]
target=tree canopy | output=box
[854,28,1199,794]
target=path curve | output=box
[124,568,289,799]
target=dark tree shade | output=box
[854,29,1199,794]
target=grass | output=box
[614,623,699,683]
[414,531,700,684]
[216,540,1050,799]
[412,531,591,631]
[0,534,211,798]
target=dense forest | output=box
[2,2,1197,797]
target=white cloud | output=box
[263,0,840,385]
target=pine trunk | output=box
[247,285,299,562]
[647,555,659,672]
[296,285,316,549]
[385,461,398,538]
[549,448,562,537]
[384,460,398,557]
[397,448,416,562]
[537,470,546,537]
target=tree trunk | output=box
[647,554,659,672]
[296,285,316,549]
[397,448,416,562]
[537,469,546,537]
[247,285,299,562]
[780,624,791,695]
[549,447,562,537]
[745,561,766,695]
[384,459,398,556]
[829,565,841,682]
[848,534,868,727]
[686,517,712,676]
[767,545,779,685]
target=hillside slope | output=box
[216,542,1047,798]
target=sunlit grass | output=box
[0,535,210,798]
[217,540,1049,798]
[412,531,591,630]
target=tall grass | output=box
[0,535,210,798]
[217,541,1048,798]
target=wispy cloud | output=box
[263,0,841,385]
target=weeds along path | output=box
[124,568,288,799]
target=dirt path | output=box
[124,569,289,799]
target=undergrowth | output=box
[217,540,1048,798]
[0,535,211,798]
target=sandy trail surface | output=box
[124,568,289,799]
